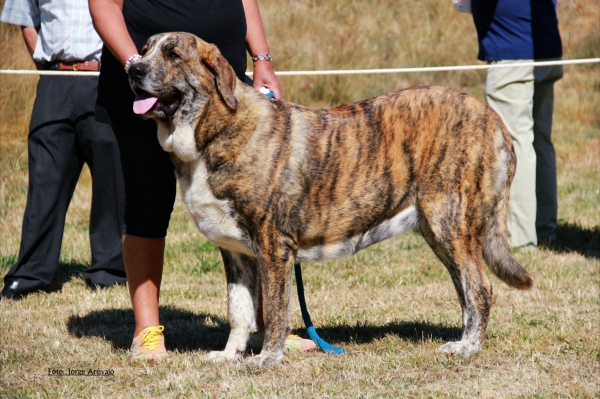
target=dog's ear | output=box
[201,43,238,110]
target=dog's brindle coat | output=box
[129,32,533,368]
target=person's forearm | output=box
[88,0,137,65]
[21,26,43,70]
[21,26,37,56]
[242,0,271,56]
[241,0,282,99]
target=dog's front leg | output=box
[246,242,294,368]
[205,249,260,363]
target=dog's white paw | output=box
[246,352,284,368]
[438,341,481,356]
[204,350,243,363]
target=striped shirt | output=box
[0,0,102,63]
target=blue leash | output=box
[294,263,346,355]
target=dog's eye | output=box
[168,51,181,61]
[141,46,148,56]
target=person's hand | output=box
[252,61,283,100]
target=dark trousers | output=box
[4,75,126,291]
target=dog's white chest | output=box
[178,160,254,256]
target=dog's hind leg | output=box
[205,249,260,363]
[418,203,494,356]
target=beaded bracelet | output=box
[251,53,272,62]
[124,54,142,73]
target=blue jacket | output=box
[471,0,562,60]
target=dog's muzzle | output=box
[128,62,147,83]
[128,63,181,117]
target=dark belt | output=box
[46,60,100,71]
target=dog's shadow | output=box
[66,306,460,352]
[311,322,461,347]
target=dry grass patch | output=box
[1,0,599,397]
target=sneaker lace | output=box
[139,325,164,351]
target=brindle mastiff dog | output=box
[128,32,533,368]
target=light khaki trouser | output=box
[485,60,563,247]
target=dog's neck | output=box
[200,81,272,173]
[192,89,239,151]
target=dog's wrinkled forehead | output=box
[141,32,208,62]
[142,33,182,59]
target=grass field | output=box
[1,0,599,397]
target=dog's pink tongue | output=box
[133,92,158,114]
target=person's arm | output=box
[88,0,137,65]
[20,26,43,70]
[242,0,283,100]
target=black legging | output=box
[112,119,176,238]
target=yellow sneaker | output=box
[285,334,317,352]
[248,332,317,353]
[130,325,167,362]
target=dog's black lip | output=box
[156,93,181,117]
[132,86,159,99]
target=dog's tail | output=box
[482,158,533,290]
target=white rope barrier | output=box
[271,58,600,76]
[0,69,100,76]
[0,58,598,77]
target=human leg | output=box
[122,234,166,361]
[74,77,126,288]
[485,61,537,247]
[123,235,165,335]
[532,64,563,243]
[111,120,176,359]
[2,77,83,298]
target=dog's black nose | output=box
[128,63,147,82]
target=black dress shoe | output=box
[86,280,126,292]
[87,282,110,292]
[0,279,42,300]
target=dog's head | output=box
[128,32,238,120]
